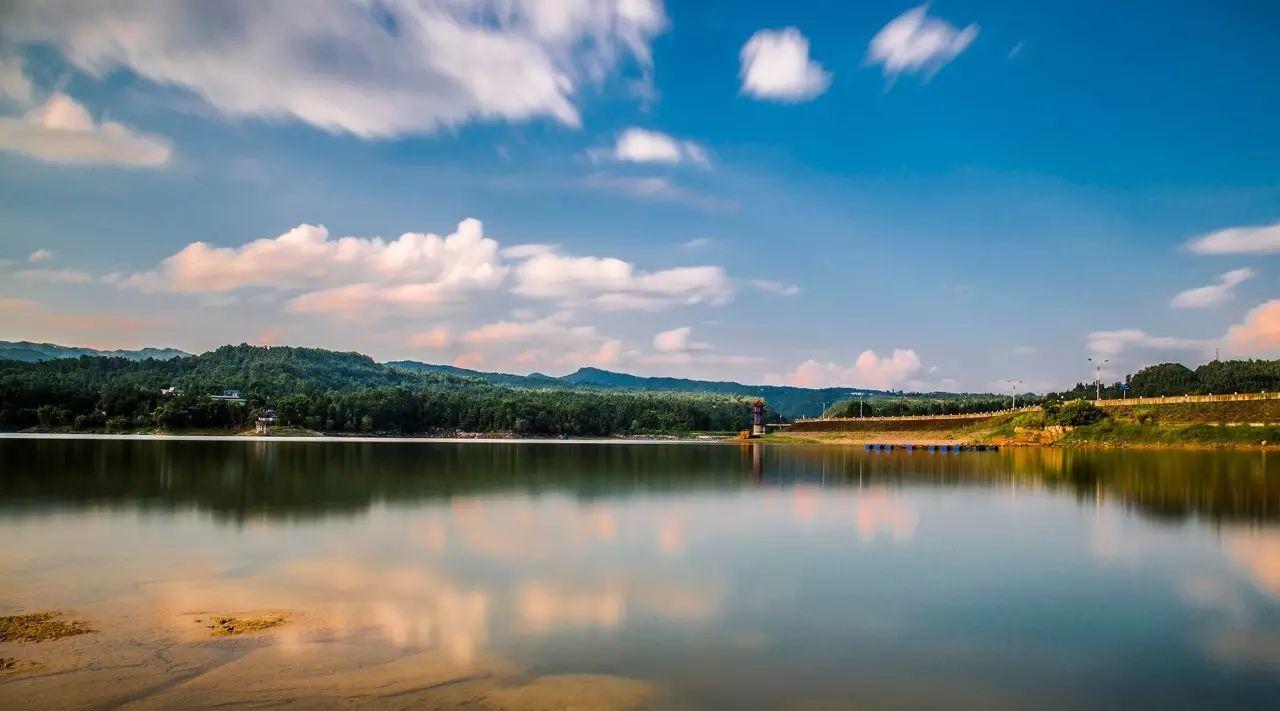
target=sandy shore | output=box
[0,605,675,709]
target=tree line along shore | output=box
[0,345,770,438]
[2,344,1279,446]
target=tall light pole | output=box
[859,392,864,418]
[1087,357,1109,401]
[1004,379,1023,408]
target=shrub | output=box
[1131,407,1158,425]
[1047,400,1108,427]
[1011,411,1045,429]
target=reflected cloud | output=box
[1227,530,1280,597]
[855,490,919,543]
[517,582,625,633]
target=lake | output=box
[2,438,1279,709]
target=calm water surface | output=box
[2,439,1280,709]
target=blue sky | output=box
[1,1,1278,392]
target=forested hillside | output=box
[1053,359,1280,400]
[389,360,994,418]
[0,345,766,436]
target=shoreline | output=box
[0,431,729,445]
[4,431,1276,451]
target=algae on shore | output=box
[0,611,94,642]
[205,613,288,636]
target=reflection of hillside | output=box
[1,439,1278,525]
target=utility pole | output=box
[859,392,864,418]
[1087,357,1109,401]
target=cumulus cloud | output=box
[867,5,978,81]
[1170,268,1254,309]
[27,248,53,262]
[653,326,710,353]
[622,326,762,368]
[116,218,506,318]
[0,93,172,166]
[1225,300,1280,355]
[764,349,924,389]
[1085,329,1211,358]
[604,127,710,167]
[513,249,733,311]
[1187,220,1280,255]
[575,338,624,367]
[1,0,666,138]
[739,28,831,102]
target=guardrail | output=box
[794,405,1040,424]
[1095,391,1280,407]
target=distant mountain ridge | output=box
[0,341,987,419]
[387,360,886,418]
[0,340,189,363]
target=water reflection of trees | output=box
[1,439,1277,525]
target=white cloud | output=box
[580,173,731,211]
[653,326,710,353]
[1225,300,1280,355]
[0,93,172,166]
[1085,329,1211,358]
[13,268,92,284]
[1014,345,1037,355]
[501,243,558,260]
[1170,268,1254,309]
[0,56,33,104]
[117,218,506,318]
[1187,220,1280,255]
[609,127,710,167]
[463,311,594,345]
[867,5,979,81]
[764,349,924,389]
[749,279,800,296]
[3,0,666,138]
[739,28,831,102]
[27,248,53,262]
[513,249,733,311]
[681,238,713,250]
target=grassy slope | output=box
[1099,398,1280,424]
[774,402,1280,448]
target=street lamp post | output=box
[1004,379,1023,409]
[1087,357,1109,401]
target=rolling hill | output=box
[0,340,189,363]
